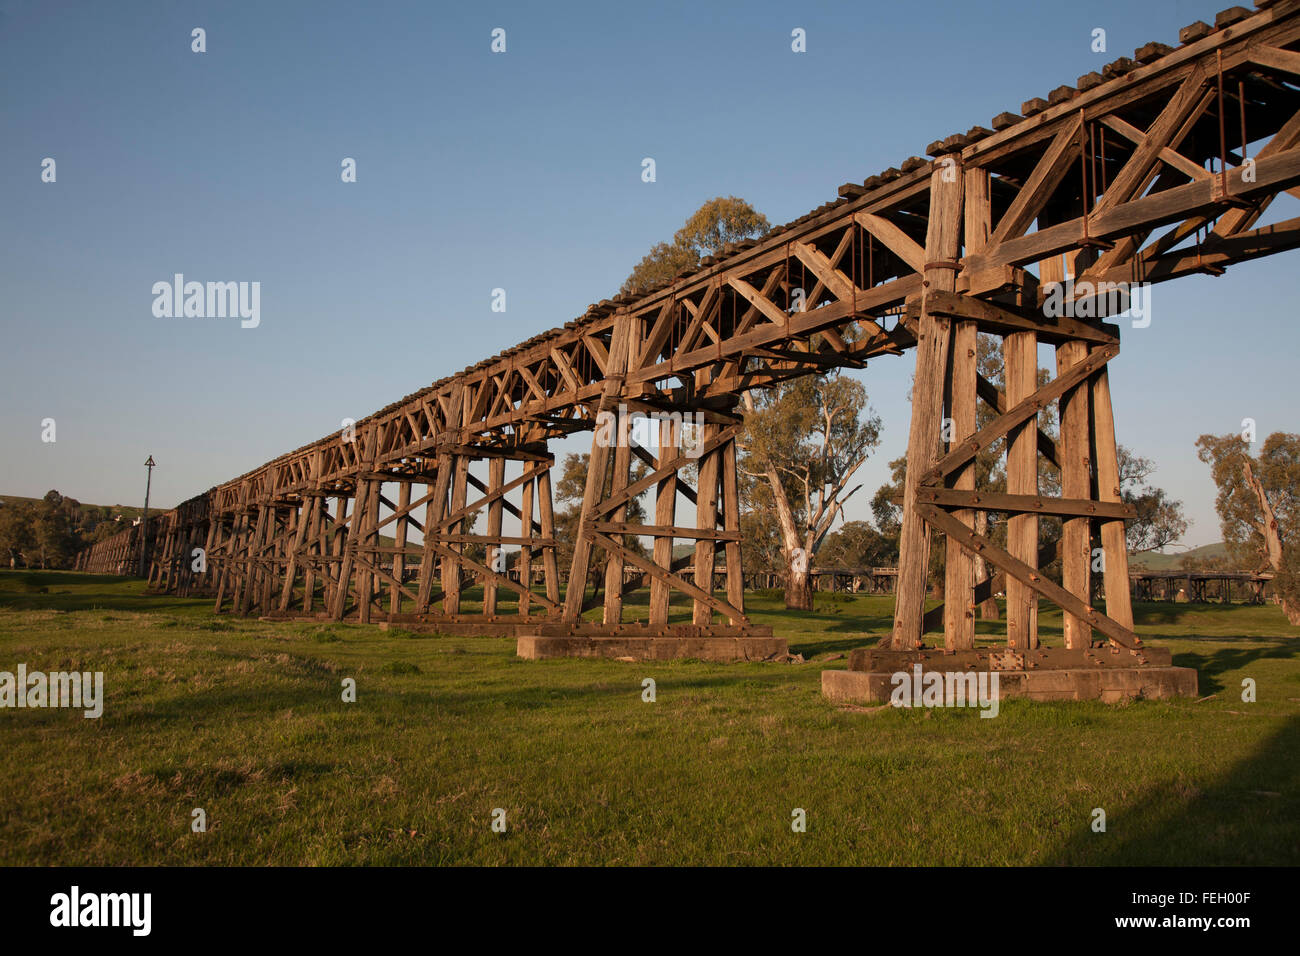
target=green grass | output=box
[0,569,1297,865]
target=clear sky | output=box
[2,0,1296,549]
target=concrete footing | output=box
[517,634,787,662]
[822,664,1198,704]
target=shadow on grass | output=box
[431,672,796,711]
[108,684,349,727]
[133,760,339,794]
[1132,600,1288,626]
[1040,714,1300,865]
[1169,638,1300,695]
[0,570,211,614]
[789,634,879,658]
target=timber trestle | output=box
[78,2,1300,663]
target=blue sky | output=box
[2,0,1296,548]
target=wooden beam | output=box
[483,457,505,616]
[728,276,788,327]
[892,160,963,650]
[918,504,1139,649]
[990,115,1084,244]
[853,212,926,273]
[791,239,858,302]
[590,532,747,625]
[650,417,678,626]
[1057,334,1092,648]
[924,289,1118,345]
[1250,44,1300,77]
[917,487,1134,519]
[975,372,1060,466]
[693,425,721,626]
[1003,322,1039,649]
[563,316,631,622]
[924,344,1118,484]
[1091,352,1136,632]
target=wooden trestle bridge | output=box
[78,2,1300,662]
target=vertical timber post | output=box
[891,156,963,649]
[537,464,561,610]
[330,430,367,622]
[390,479,411,617]
[324,493,348,616]
[518,469,535,616]
[943,162,987,650]
[563,315,631,623]
[692,423,721,626]
[1004,227,1051,650]
[1057,252,1095,648]
[484,456,505,617]
[649,416,678,627]
[416,450,450,613]
[354,424,382,625]
[442,392,472,618]
[1091,353,1135,633]
[301,451,325,613]
[443,452,469,617]
[602,414,631,626]
[720,426,745,622]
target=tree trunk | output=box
[760,462,810,612]
[786,567,813,610]
[1243,459,1297,626]
[1244,460,1284,570]
[1283,596,1300,627]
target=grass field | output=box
[1,568,1297,866]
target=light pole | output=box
[139,455,155,578]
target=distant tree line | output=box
[0,491,131,569]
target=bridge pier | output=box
[539,313,776,660]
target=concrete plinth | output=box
[847,644,1174,671]
[517,634,787,662]
[822,664,1198,704]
